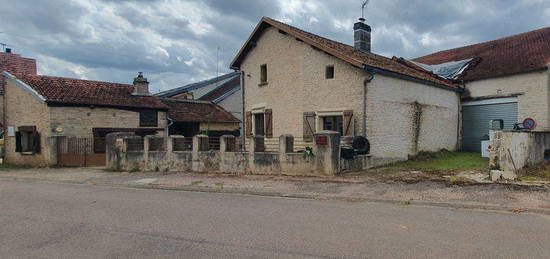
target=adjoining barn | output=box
[414,27,550,152]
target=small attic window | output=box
[325,66,334,79]
[260,64,268,84]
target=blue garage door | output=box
[462,99,518,152]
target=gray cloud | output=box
[0,0,548,92]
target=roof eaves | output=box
[156,72,240,97]
[212,86,240,104]
[364,65,463,92]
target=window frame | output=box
[321,115,344,136]
[139,110,159,127]
[16,126,39,154]
[325,65,335,79]
[253,112,265,136]
[260,64,268,85]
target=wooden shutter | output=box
[245,111,252,137]
[33,132,41,153]
[15,131,22,152]
[303,112,316,142]
[343,110,353,136]
[264,109,273,138]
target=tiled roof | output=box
[413,27,550,81]
[230,17,459,89]
[17,74,168,110]
[199,75,240,103]
[162,98,240,123]
[156,72,241,98]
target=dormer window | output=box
[325,66,334,79]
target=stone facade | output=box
[4,78,52,166]
[49,106,167,137]
[240,27,460,159]
[3,77,167,166]
[463,70,550,130]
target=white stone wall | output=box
[464,70,549,130]
[366,75,460,158]
[240,26,460,157]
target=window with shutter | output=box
[264,109,273,138]
[245,111,253,137]
[140,110,158,127]
[15,126,40,154]
[303,112,316,142]
[343,110,354,136]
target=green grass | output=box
[388,151,488,171]
[519,163,550,182]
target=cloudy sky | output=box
[1,0,548,92]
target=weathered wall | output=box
[464,70,549,130]
[366,75,460,158]
[49,106,167,137]
[490,130,550,171]
[241,27,366,151]
[4,79,52,166]
[107,134,395,176]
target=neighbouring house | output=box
[230,17,462,159]
[0,50,169,166]
[162,98,240,138]
[413,27,550,152]
[156,72,243,123]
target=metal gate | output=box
[462,98,518,152]
[57,137,106,167]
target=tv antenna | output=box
[361,0,370,19]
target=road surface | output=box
[1,179,549,258]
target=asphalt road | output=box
[1,179,550,258]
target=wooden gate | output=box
[57,137,106,167]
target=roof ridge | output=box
[415,26,550,61]
[28,74,132,87]
[233,17,459,89]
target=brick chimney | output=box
[0,49,37,76]
[354,18,371,53]
[132,72,150,96]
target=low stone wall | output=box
[489,130,550,171]
[106,132,398,176]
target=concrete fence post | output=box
[278,135,294,173]
[220,135,236,173]
[143,136,152,171]
[313,131,340,175]
[192,135,209,172]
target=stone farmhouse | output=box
[231,17,462,159]
[230,17,550,159]
[0,50,239,167]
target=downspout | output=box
[362,68,375,137]
[239,70,246,151]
